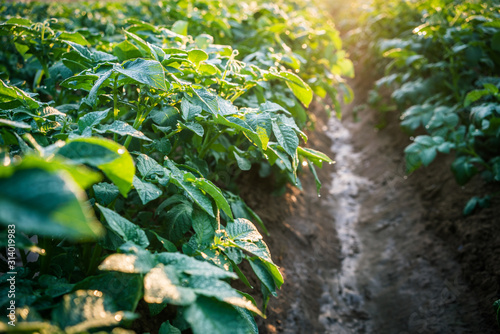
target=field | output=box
[0,0,499,333]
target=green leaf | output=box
[214,115,263,150]
[171,20,188,36]
[307,159,321,194]
[0,79,40,110]
[63,41,92,60]
[404,136,446,172]
[0,118,31,129]
[180,121,204,137]
[5,154,101,190]
[73,272,142,311]
[248,258,279,297]
[187,276,264,317]
[52,290,137,332]
[252,125,269,150]
[58,139,121,166]
[156,252,236,279]
[113,40,143,61]
[93,182,120,206]
[188,49,208,64]
[144,265,197,305]
[59,31,89,45]
[114,58,168,91]
[123,30,154,58]
[60,74,98,91]
[194,178,233,219]
[266,144,293,172]
[184,296,250,334]
[192,209,216,245]
[163,202,193,241]
[278,71,313,107]
[451,156,478,185]
[470,103,496,123]
[151,230,177,252]
[0,168,103,240]
[168,162,214,217]
[464,89,490,108]
[272,119,299,158]
[150,43,167,62]
[297,146,333,168]
[58,137,135,197]
[262,260,284,288]
[99,252,155,274]
[259,101,288,114]
[151,107,180,129]
[190,88,219,115]
[38,275,75,298]
[484,83,499,95]
[158,168,172,186]
[463,196,478,216]
[195,34,213,49]
[235,308,259,334]
[5,17,32,26]
[136,153,164,179]
[181,98,202,121]
[233,150,251,171]
[159,321,182,334]
[77,109,110,132]
[234,239,273,263]
[81,70,113,108]
[96,204,149,248]
[39,106,66,119]
[225,220,276,268]
[133,176,163,205]
[148,138,172,155]
[401,103,435,131]
[420,147,437,167]
[96,120,152,142]
[199,63,218,75]
[226,218,262,242]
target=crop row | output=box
[0,0,351,333]
[345,0,500,214]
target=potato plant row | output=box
[349,0,500,214]
[0,0,351,333]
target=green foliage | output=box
[346,0,500,212]
[0,0,349,332]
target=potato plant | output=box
[346,0,500,214]
[0,0,350,333]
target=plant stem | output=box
[42,61,50,80]
[123,105,143,149]
[199,132,220,159]
[124,103,155,149]
[123,133,134,149]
